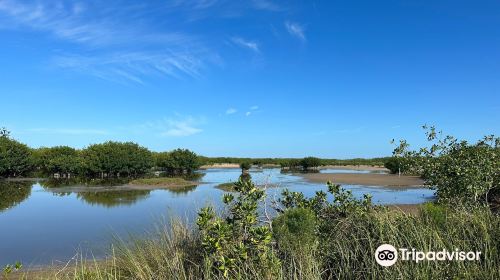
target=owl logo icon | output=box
[375,244,398,266]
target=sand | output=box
[319,165,389,172]
[299,173,424,187]
[199,163,241,169]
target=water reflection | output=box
[76,190,151,207]
[39,177,201,207]
[0,180,32,212]
[40,178,131,188]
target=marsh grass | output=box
[18,203,499,280]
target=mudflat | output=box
[319,165,388,172]
[299,173,424,187]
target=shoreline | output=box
[298,172,424,188]
[199,164,388,171]
[318,165,388,172]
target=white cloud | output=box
[250,105,259,110]
[226,108,237,115]
[53,51,208,84]
[0,0,216,83]
[163,123,202,137]
[285,21,306,42]
[251,0,281,11]
[159,116,204,137]
[231,37,260,53]
[245,111,251,116]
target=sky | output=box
[0,0,499,158]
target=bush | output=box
[0,136,33,177]
[197,178,279,278]
[394,126,499,207]
[273,208,317,255]
[155,149,201,174]
[383,156,407,174]
[82,141,153,178]
[240,161,251,171]
[35,146,82,176]
[300,157,321,171]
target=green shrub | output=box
[393,126,499,207]
[239,161,251,171]
[0,136,33,177]
[197,178,279,278]
[273,208,317,255]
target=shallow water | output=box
[0,168,434,267]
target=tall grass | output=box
[18,204,499,280]
[320,204,500,279]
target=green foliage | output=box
[316,205,500,279]
[82,141,153,178]
[279,158,302,170]
[2,261,22,279]
[420,202,449,228]
[203,156,391,168]
[394,126,499,206]
[383,156,409,174]
[155,149,200,174]
[239,161,251,171]
[36,146,82,176]
[300,156,321,170]
[272,208,317,255]
[197,178,279,278]
[280,181,376,219]
[0,136,33,177]
[280,156,323,172]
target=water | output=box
[0,168,434,267]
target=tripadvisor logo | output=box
[375,244,398,266]
[375,244,481,267]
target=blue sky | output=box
[0,0,499,158]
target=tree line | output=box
[201,156,390,167]
[0,128,201,178]
[1,127,392,179]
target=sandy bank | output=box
[299,173,424,187]
[199,163,240,169]
[319,165,389,172]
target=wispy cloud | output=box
[163,120,203,137]
[0,0,216,83]
[245,105,259,117]
[226,108,237,115]
[285,21,306,42]
[137,116,204,137]
[251,0,282,11]
[53,51,209,84]
[26,128,109,135]
[231,37,260,53]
